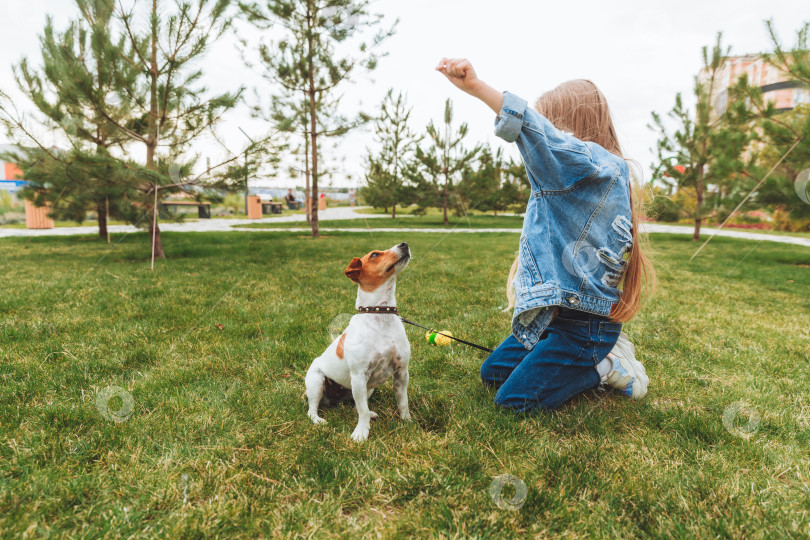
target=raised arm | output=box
[435,58,503,114]
[435,58,604,192]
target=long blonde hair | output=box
[506,79,656,322]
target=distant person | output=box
[284,188,300,210]
[436,58,656,412]
[349,188,356,207]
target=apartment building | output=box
[702,54,809,118]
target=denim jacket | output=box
[495,92,633,350]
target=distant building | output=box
[702,54,809,120]
[0,144,26,193]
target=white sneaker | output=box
[601,332,649,400]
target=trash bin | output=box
[247,195,262,219]
[25,199,54,229]
[318,196,326,211]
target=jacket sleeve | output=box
[494,91,602,192]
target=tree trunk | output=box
[441,127,450,226]
[309,96,319,237]
[693,63,716,242]
[307,9,319,238]
[146,0,164,259]
[148,219,164,260]
[393,144,398,220]
[304,126,311,224]
[693,166,704,241]
[96,200,108,240]
[494,165,501,217]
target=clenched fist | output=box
[435,58,482,95]
[435,58,503,114]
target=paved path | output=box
[0,206,401,238]
[2,207,809,248]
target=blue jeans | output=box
[480,308,622,413]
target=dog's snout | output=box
[398,242,408,250]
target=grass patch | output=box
[1,231,809,537]
[702,227,810,239]
[0,208,308,228]
[0,219,134,229]
[235,213,525,229]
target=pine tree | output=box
[459,145,527,216]
[649,33,751,239]
[3,0,141,239]
[683,21,810,229]
[742,21,810,220]
[409,98,480,225]
[1,0,256,258]
[106,0,248,259]
[267,94,346,222]
[363,90,421,218]
[239,0,396,237]
[360,159,395,214]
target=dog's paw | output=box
[350,425,370,442]
[308,413,327,425]
[400,410,412,422]
[369,411,378,420]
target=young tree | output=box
[239,0,396,237]
[5,0,141,239]
[8,147,141,238]
[753,105,810,222]
[409,98,480,225]
[679,21,810,231]
[459,145,527,216]
[2,1,269,259]
[107,0,249,259]
[745,21,810,220]
[364,89,421,218]
[649,33,752,240]
[268,94,345,223]
[360,159,395,213]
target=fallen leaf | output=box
[216,324,224,330]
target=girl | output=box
[436,58,656,413]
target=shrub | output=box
[648,195,681,222]
[772,208,810,231]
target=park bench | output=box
[262,201,284,215]
[159,201,211,219]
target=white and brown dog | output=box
[305,242,412,442]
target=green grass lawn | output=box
[0,207,307,228]
[1,231,809,537]
[699,227,810,239]
[0,219,134,229]
[236,213,525,229]
[237,211,810,239]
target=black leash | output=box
[399,316,495,353]
[356,306,495,353]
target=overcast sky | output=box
[1,0,807,190]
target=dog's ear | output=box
[344,257,363,283]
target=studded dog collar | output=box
[357,306,399,315]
